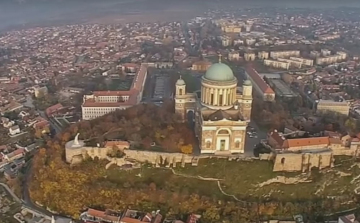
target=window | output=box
[235,141,240,148]
[210,94,214,104]
[281,157,285,164]
[219,95,223,105]
[206,141,211,148]
[179,89,183,95]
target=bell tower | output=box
[175,76,186,120]
[175,76,186,96]
[241,79,253,120]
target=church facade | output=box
[175,61,253,154]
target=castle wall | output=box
[273,152,333,172]
[65,146,196,166]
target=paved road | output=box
[0,179,53,218]
[244,120,267,157]
[22,163,55,217]
[0,182,21,203]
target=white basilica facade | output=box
[175,60,253,154]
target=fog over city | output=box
[1,0,360,32]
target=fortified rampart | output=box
[65,135,360,172]
[65,138,201,167]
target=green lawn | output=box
[103,157,360,203]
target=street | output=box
[22,163,55,217]
[244,120,268,157]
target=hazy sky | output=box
[0,0,360,32]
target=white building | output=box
[289,57,314,66]
[81,64,147,120]
[270,50,300,59]
[9,125,20,136]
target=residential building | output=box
[258,51,269,60]
[278,58,302,69]
[244,52,256,61]
[221,36,231,47]
[245,67,275,101]
[222,25,241,33]
[9,125,20,135]
[3,148,25,162]
[80,208,162,223]
[228,52,240,61]
[45,103,65,117]
[316,52,347,65]
[270,50,300,59]
[0,101,23,114]
[34,86,48,98]
[264,59,290,70]
[289,57,314,66]
[192,61,212,71]
[317,99,350,116]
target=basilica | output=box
[175,60,253,154]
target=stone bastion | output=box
[65,134,199,167]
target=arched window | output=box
[206,141,211,148]
[235,141,240,148]
[281,157,285,164]
[179,88,183,95]
[218,129,230,135]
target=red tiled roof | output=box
[87,209,119,222]
[33,120,49,129]
[83,64,147,108]
[45,103,64,117]
[268,130,286,147]
[284,137,329,149]
[245,66,275,94]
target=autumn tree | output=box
[181,144,193,154]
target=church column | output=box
[208,88,212,104]
[204,88,208,103]
[201,87,204,102]
[223,89,227,106]
[228,89,232,105]
[233,88,237,102]
[222,89,226,106]
[214,88,218,106]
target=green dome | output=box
[243,80,252,86]
[204,63,234,81]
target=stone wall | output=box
[66,145,198,167]
[332,148,359,156]
[65,141,360,172]
[273,152,334,172]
